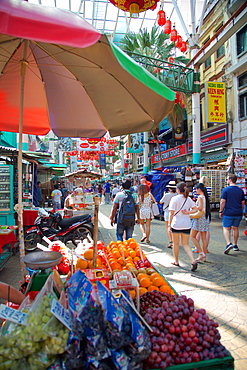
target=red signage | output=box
[187,124,228,153]
[151,144,187,164]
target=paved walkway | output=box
[1,204,247,369]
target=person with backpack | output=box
[109,179,140,241]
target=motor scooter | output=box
[24,208,94,251]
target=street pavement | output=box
[1,202,247,369]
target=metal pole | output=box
[192,61,201,164]
[143,132,149,174]
[92,196,100,268]
[18,40,29,280]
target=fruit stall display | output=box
[0,238,234,370]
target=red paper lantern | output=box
[180,41,187,52]
[170,26,177,42]
[168,56,174,64]
[108,0,160,17]
[175,92,181,104]
[164,19,171,34]
[157,10,166,26]
[175,35,182,48]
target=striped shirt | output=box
[192,186,212,200]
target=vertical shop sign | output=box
[205,82,226,124]
[99,153,106,169]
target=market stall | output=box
[0,237,235,370]
[62,169,102,218]
[0,227,17,269]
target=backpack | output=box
[118,191,136,227]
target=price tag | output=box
[51,299,72,330]
[0,304,28,325]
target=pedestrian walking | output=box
[111,184,119,201]
[96,184,103,204]
[168,182,198,271]
[109,179,140,241]
[219,174,245,254]
[138,184,156,243]
[60,182,68,208]
[103,181,111,204]
[160,180,177,248]
[185,183,210,262]
[51,184,62,211]
[37,181,43,207]
[192,176,212,253]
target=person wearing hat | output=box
[160,180,177,248]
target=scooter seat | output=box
[59,214,92,229]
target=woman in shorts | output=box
[168,182,198,271]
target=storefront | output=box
[151,143,187,169]
[187,124,229,166]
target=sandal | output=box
[195,253,206,262]
[140,236,146,242]
[146,239,150,243]
[167,241,173,249]
[171,262,180,267]
[191,262,198,271]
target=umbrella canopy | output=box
[0,0,175,278]
[0,1,175,139]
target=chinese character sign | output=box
[205,82,226,124]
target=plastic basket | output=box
[149,351,234,369]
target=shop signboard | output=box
[205,82,226,124]
[187,124,228,153]
[99,153,106,169]
[151,144,187,164]
[128,133,144,153]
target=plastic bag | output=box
[67,270,103,338]
[26,274,58,342]
[96,281,132,349]
[43,316,70,355]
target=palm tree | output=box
[119,26,189,167]
[119,26,189,65]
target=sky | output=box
[28,0,205,43]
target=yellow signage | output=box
[205,82,226,123]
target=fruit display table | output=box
[0,228,17,269]
[22,209,39,226]
[0,239,234,369]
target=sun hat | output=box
[167,180,177,189]
[74,187,83,193]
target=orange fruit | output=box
[96,257,102,267]
[128,289,136,299]
[135,249,141,257]
[139,287,147,296]
[129,241,138,249]
[76,258,88,270]
[122,248,129,257]
[139,277,151,288]
[117,257,124,266]
[129,250,136,258]
[112,250,121,259]
[84,249,94,260]
[150,272,161,281]
[148,285,159,292]
[160,284,172,294]
[110,261,121,270]
[133,257,140,262]
[137,273,149,281]
[152,276,165,287]
[109,241,117,247]
[88,260,94,268]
